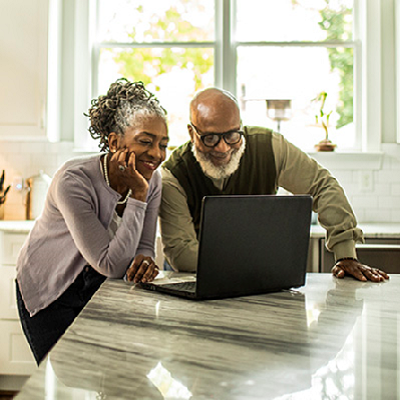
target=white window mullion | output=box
[214,0,223,89]
[215,0,236,95]
[353,0,362,151]
[361,0,381,152]
[91,0,100,99]
[73,0,98,151]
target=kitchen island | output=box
[14,273,399,399]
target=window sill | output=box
[307,151,384,170]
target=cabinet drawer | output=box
[320,238,400,273]
[0,266,19,319]
[0,320,36,375]
[1,232,28,266]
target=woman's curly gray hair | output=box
[86,78,167,152]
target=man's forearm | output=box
[160,168,200,271]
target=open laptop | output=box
[139,195,312,300]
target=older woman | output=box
[16,79,169,364]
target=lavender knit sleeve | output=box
[56,171,148,278]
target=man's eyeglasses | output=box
[190,123,244,148]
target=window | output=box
[93,0,215,148]
[235,0,356,151]
[71,0,380,153]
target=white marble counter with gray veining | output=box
[14,273,400,399]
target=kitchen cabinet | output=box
[0,224,36,382]
[0,0,48,140]
[319,238,400,273]
[310,223,400,273]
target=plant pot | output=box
[314,139,336,152]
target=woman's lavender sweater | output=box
[17,154,161,316]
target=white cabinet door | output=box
[0,321,36,375]
[0,230,35,376]
[0,0,48,139]
[0,265,18,319]
[0,232,27,320]
[2,232,28,266]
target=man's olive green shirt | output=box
[160,128,364,272]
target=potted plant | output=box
[312,91,336,152]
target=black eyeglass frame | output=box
[190,123,244,148]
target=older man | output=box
[160,88,388,282]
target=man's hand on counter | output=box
[332,259,390,282]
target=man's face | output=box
[189,110,242,167]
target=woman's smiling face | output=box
[111,115,169,180]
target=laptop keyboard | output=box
[159,281,196,293]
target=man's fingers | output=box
[347,265,368,282]
[374,268,390,280]
[364,266,385,282]
[331,265,345,278]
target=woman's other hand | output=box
[126,255,159,283]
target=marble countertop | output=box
[0,220,35,232]
[15,273,400,399]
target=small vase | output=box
[314,139,336,152]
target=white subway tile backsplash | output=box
[377,170,396,184]
[363,209,392,222]
[373,183,391,193]
[31,153,58,172]
[352,195,379,209]
[0,142,22,153]
[392,209,400,221]
[20,142,47,154]
[4,154,32,178]
[354,209,365,223]
[378,196,400,209]
[392,184,400,196]
[45,141,73,154]
[331,170,353,184]
[392,162,400,171]
[380,155,392,170]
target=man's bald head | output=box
[189,88,241,132]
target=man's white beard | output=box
[192,137,246,180]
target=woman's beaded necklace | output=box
[103,154,132,205]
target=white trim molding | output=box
[308,151,384,170]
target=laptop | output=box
[139,195,312,300]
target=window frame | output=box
[69,0,383,157]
